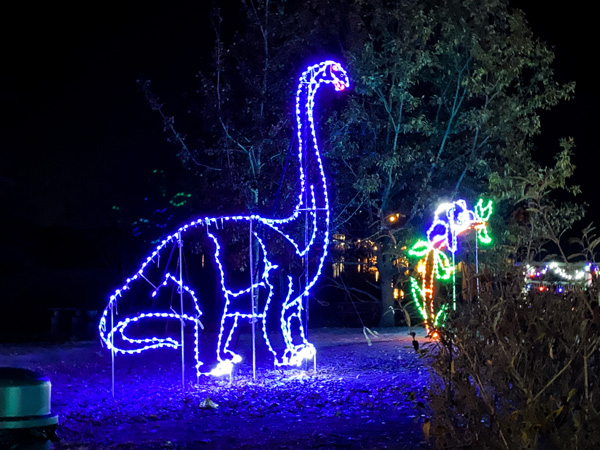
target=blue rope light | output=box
[99,60,350,377]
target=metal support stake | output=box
[304,208,309,332]
[304,203,310,372]
[178,232,185,390]
[475,237,480,298]
[196,320,200,386]
[250,220,257,381]
[110,304,115,398]
[452,252,457,311]
[303,204,317,373]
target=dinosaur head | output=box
[323,61,350,91]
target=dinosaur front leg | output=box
[274,274,315,366]
[281,293,315,366]
[263,273,313,366]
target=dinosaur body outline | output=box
[99,60,349,375]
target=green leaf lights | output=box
[408,239,454,336]
[170,192,192,207]
[474,198,493,245]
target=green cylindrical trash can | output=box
[0,367,58,429]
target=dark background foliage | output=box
[0,0,595,335]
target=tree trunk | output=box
[378,253,396,327]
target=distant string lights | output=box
[525,261,598,292]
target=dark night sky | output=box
[1,3,215,230]
[1,1,597,232]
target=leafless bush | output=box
[426,274,600,449]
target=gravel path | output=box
[2,327,433,449]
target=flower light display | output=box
[408,239,453,335]
[408,198,493,335]
[99,61,349,379]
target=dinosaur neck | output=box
[290,72,330,290]
[295,75,329,215]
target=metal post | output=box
[304,200,310,372]
[452,252,457,311]
[178,232,185,390]
[475,237,480,298]
[305,208,309,336]
[304,197,316,372]
[250,220,256,381]
[110,304,115,398]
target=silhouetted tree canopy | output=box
[143,0,581,326]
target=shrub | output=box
[426,274,600,449]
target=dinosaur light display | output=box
[99,60,349,379]
[408,198,493,335]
